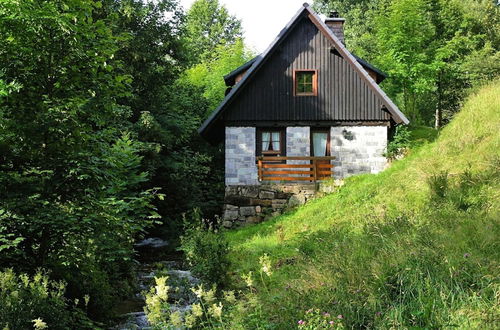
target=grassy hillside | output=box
[225,81,500,328]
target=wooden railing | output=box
[257,156,335,182]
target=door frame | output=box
[310,128,331,157]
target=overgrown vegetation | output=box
[179,215,230,288]
[314,0,500,127]
[1,0,499,327]
[219,81,500,328]
[0,0,248,325]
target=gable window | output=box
[294,70,318,96]
[256,128,285,156]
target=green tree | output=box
[184,0,243,64]
[0,0,159,320]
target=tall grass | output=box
[224,81,500,328]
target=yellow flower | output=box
[169,310,183,328]
[184,313,197,328]
[223,290,237,304]
[209,302,223,319]
[191,303,203,318]
[191,284,204,299]
[32,318,48,330]
[259,253,273,277]
[154,276,169,301]
[204,286,216,304]
[241,271,254,287]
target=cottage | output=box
[198,3,409,226]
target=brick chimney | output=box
[325,11,345,44]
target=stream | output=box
[112,238,200,329]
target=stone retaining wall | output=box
[222,184,319,228]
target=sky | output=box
[179,0,312,53]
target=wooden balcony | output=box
[257,156,335,182]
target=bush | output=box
[179,214,230,288]
[0,269,93,329]
[386,126,411,160]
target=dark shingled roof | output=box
[199,3,409,143]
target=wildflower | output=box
[154,276,169,301]
[375,311,382,317]
[204,286,216,304]
[337,314,344,319]
[306,308,313,314]
[329,321,335,325]
[259,253,273,276]
[169,310,183,328]
[191,303,203,318]
[323,312,331,317]
[32,318,48,330]
[84,294,90,307]
[209,302,223,319]
[298,320,305,325]
[464,253,471,258]
[184,313,197,328]
[191,284,204,299]
[241,271,254,287]
[223,290,237,304]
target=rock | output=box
[259,190,275,199]
[224,204,238,211]
[135,238,168,248]
[246,216,263,224]
[249,198,272,206]
[223,210,238,221]
[288,194,306,207]
[224,195,251,206]
[271,199,287,210]
[240,206,256,216]
[275,191,291,199]
[240,186,259,198]
[222,220,233,228]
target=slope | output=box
[225,81,500,328]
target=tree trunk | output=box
[434,106,442,129]
[435,70,443,130]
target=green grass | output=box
[224,81,500,329]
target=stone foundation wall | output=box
[222,184,318,228]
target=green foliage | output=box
[314,0,500,126]
[179,214,230,288]
[0,269,93,329]
[385,126,411,159]
[184,0,243,65]
[0,0,161,322]
[297,309,345,329]
[222,81,500,328]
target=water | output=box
[112,238,199,330]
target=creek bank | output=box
[112,238,199,330]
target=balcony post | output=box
[313,158,317,183]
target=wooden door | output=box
[311,128,331,180]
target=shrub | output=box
[0,269,92,329]
[386,126,411,160]
[179,214,230,288]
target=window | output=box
[294,70,318,96]
[256,128,285,156]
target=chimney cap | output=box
[329,11,339,18]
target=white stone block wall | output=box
[225,127,258,185]
[224,126,388,185]
[330,126,388,179]
[286,127,310,177]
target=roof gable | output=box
[199,3,408,143]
